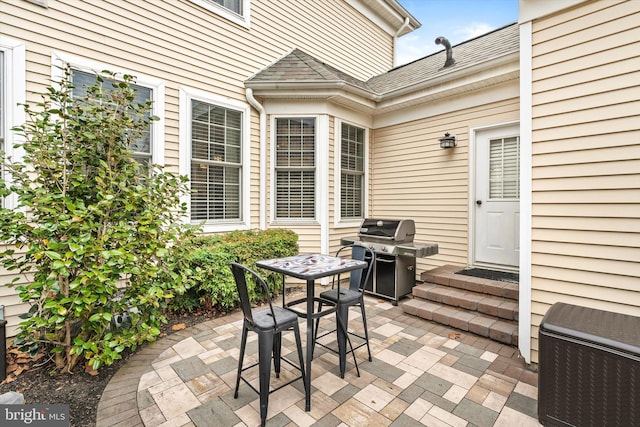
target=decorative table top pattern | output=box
[256,254,367,280]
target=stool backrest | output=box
[230,262,276,328]
[335,244,375,292]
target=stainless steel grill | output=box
[341,218,438,305]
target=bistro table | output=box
[256,253,368,411]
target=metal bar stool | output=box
[230,262,306,427]
[313,245,375,377]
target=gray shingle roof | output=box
[367,23,519,95]
[247,48,372,92]
[245,23,519,97]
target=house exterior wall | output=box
[0,0,398,336]
[371,89,520,273]
[528,0,640,363]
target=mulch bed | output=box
[0,308,230,427]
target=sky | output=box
[396,0,519,66]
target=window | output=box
[190,100,242,222]
[71,70,153,165]
[340,123,365,219]
[190,0,250,27]
[210,0,241,14]
[52,52,165,167]
[489,136,520,199]
[179,88,249,231]
[275,118,316,219]
[0,38,26,210]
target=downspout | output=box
[245,88,267,230]
[393,17,410,67]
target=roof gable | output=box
[247,48,372,92]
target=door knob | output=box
[476,200,482,206]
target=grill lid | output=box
[359,218,415,243]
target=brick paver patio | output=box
[96,290,541,426]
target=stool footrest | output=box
[286,297,337,320]
[238,355,304,396]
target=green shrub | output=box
[0,67,196,372]
[168,228,298,312]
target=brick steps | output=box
[401,265,519,346]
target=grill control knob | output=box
[381,246,388,252]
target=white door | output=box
[474,125,520,268]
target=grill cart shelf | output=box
[538,302,640,427]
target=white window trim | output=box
[189,0,251,28]
[334,119,369,228]
[51,51,165,166]
[0,37,26,210]
[179,87,251,233]
[270,115,321,226]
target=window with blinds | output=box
[340,123,364,218]
[190,100,242,221]
[71,70,153,165]
[275,118,315,219]
[489,136,520,199]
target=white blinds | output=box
[340,123,364,218]
[489,136,520,199]
[275,118,315,219]
[190,100,242,221]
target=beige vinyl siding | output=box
[2,0,393,150]
[250,1,393,80]
[372,96,519,274]
[0,264,30,337]
[0,0,396,336]
[529,0,640,362]
[248,112,262,228]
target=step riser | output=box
[404,265,520,347]
[414,284,518,321]
[402,298,518,346]
[421,270,519,301]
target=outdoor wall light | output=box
[439,132,457,149]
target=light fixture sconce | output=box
[439,132,457,149]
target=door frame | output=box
[468,120,520,271]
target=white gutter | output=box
[245,88,267,230]
[393,17,410,67]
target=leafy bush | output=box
[168,229,298,312]
[0,67,196,372]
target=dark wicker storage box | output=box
[538,302,640,426]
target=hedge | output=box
[168,228,298,312]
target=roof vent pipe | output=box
[435,36,455,67]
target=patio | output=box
[96,289,541,427]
